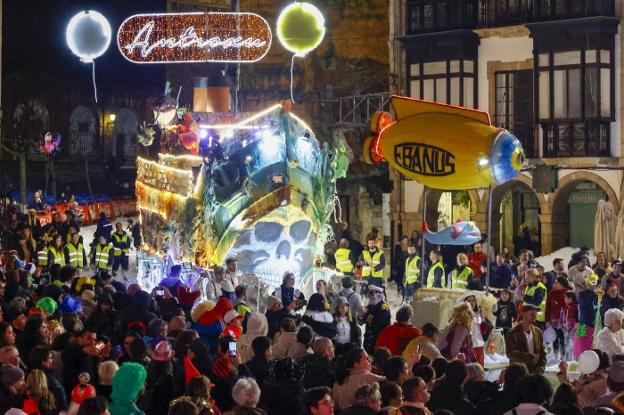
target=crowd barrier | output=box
[35,198,137,226]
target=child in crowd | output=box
[494,289,516,335]
[559,291,578,362]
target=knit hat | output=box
[245,313,268,336]
[266,296,282,310]
[1,364,24,388]
[111,362,147,403]
[198,297,233,326]
[5,306,26,323]
[35,297,57,315]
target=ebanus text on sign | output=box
[394,143,455,176]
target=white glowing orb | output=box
[66,10,112,62]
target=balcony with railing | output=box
[405,0,615,35]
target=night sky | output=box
[3,0,170,93]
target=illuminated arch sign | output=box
[117,12,272,63]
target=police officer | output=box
[403,244,421,304]
[359,284,391,354]
[64,232,87,269]
[92,235,114,273]
[334,238,355,275]
[451,253,475,290]
[426,250,445,288]
[111,222,131,278]
[359,234,386,289]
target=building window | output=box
[406,0,477,34]
[495,70,535,157]
[409,59,476,108]
[538,48,613,157]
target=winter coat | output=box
[437,324,476,362]
[265,308,293,340]
[559,302,578,332]
[300,311,337,339]
[241,356,272,388]
[428,380,476,415]
[238,313,269,364]
[578,290,598,327]
[597,327,624,362]
[271,331,298,358]
[298,354,336,389]
[118,291,157,335]
[375,323,422,356]
[546,289,567,324]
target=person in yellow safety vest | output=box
[64,232,87,268]
[403,244,421,303]
[358,234,385,289]
[47,234,66,267]
[111,222,131,278]
[334,238,355,275]
[92,235,114,272]
[451,253,475,290]
[426,250,446,288]
[37,231,50,268]
[522,268,547,327]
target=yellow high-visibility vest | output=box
[95,244,113,269]
[523,282,547,323]
[335,248,354,273]
[111,233,129,256]
[362,250,384,278]
[49,247,65,266]
[37,245,49,267]
[65,243,84,268]
[452,266,473,289]
[405,255,421,284]
[426,261,445,287]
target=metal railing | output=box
[312,93,391,128]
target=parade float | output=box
[110,4,346,296]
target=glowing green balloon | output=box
[277,2,326,56]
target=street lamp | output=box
[109,113,116,122]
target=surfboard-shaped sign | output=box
[117,12,272,64]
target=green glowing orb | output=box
[276,2,326,56]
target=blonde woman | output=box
[437,302,476,363]
[24,369,56,415]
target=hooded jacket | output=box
[238,313,269,364]
[109,362,147,415]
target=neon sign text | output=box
[118,12,272,64]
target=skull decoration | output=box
[228,205,318,290]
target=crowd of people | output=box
[2,198,624,415]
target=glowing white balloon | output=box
[66,10,112,62]
[578,350,600,374]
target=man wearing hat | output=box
[505,304,546,374]
[0,364,25,414]
[359,284,391,354]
